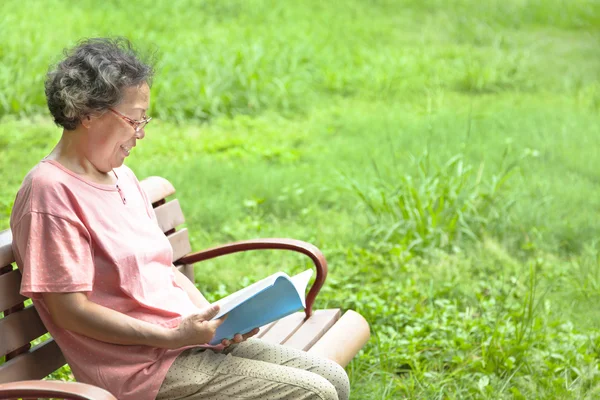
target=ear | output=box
[80,114,99,129]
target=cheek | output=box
[90,124,131,155]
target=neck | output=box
[48,128,115,185]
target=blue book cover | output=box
[209,269,313,345]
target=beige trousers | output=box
[156,338,350,400]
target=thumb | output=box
[197,304,220,321]
[212,312,228,326]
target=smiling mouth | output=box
[121,145,132,156]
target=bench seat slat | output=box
[154,199,185,233]
[0,269,26,312]
[0,306,47,357]
[256,321,277,338]
[168,229,192,262]
[259,312,306,344]
[0,339,66,384]
[283,309,341,351]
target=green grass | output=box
[1,0,600,398]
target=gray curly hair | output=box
[45,37,154,130]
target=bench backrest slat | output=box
[0,268,26,311]
[0,305,47,357]
[140,176,176,205]
[0,230,13,267]
[167,228,192,262]
[154,199,185,233]
[0,340,66,384]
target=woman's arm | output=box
[42,292,224,349]
[172,265,211,309]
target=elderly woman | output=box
[9,38,349,400]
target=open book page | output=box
[290,269,314,308]
[208,269,314,344]
[211,272,288,319]
[211,269,313,320]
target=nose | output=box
[135,128,146,140]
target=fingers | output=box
[242,328,260,340]
[223,328,261,346]
[208,343,226,352]
[220,334,240,347]
[220,328,257,348]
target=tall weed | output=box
[346,151,519,257]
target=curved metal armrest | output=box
[177,238,328,319]
[0,380,116,400]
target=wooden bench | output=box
[0,176,370,399]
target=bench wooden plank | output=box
[140,176,176,205]
[259,312,306,344]
[0,339,66,384]
[283,309,341,351]
[168,229,192,262]
[256,321,277,338]
[0,230,14,267]
[154,199,185,234]
[308,310,371,367]
[0,269,27,312]
[0,306,47,357]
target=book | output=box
[208,269,314,345]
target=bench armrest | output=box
[177,238,328,319]
[0,380,116,400]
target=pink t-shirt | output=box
[10,159,199,400]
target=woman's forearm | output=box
[42,292,175,348]
[40,267,214,349]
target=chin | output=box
[109,159,126,170]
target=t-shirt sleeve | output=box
[13,212,95,298]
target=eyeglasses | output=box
[108,108,152,133]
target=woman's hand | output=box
[204,327,261,352]
[220,327,261,348]
[170,304,228,348]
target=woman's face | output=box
[86,83,150,173]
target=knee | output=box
[303,373,339,400]
[314,359,350,400]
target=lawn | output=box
[1,0,600,398]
